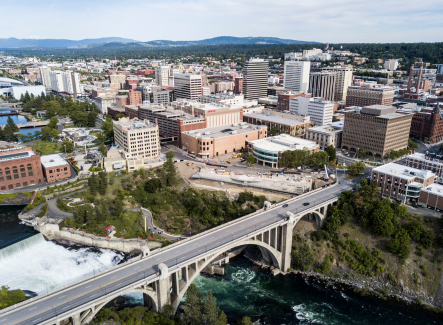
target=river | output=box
[0,110,42,138]
[0,208,440,324]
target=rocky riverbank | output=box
[0,192,32,205]
[242,249,443,317]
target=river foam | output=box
[0,237,124,294]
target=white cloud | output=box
[0,0,442,43]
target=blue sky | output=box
[1,0,442,43]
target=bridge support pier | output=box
[72,312,81,325]
[280,222,294,272]
[156,263,171,311]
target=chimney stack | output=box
[406,65,414,93]
[415,62,424,95]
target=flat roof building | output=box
[341,105,413,158]
[371,162,435,204]
[181,122,267,158]
[289,96,335,126]
[243,58,268,100]
[0,146,44,191]
[346,84,395,107]
[40,154,71,183]
[248,134,319,168]
[174,73,202,100]
[113,117,160,160]
[406,152,443,183]
[243,112,314,137]
[306,122,344,150]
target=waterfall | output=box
[0,233,46,262]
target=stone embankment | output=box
[0,192,32,205]
[35,222,161,253]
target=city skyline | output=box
[0,0,442,43]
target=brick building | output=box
[41,154,71,183]
[408,105,443,144]
[0,147,44,191]
[345,84,395,107]
[371,163,435,204]
[234,77,243,94]
[276,92,308,111]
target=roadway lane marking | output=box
[111,276,117,279]
[29,307,37,310]
[62,305,71,310]
[32,319,41,323]
[0,319,6,323]
[91,294,97,297]
[59,295,66,299]
[12,185,347,325]
[134,267,140,269]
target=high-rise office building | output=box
[243,58,268,100]
[308,72,336,101]
[341,105,413,158]
[173,73,202,100]
[322,66,353,101]
[283,61,310,93]
[155,66,170,86]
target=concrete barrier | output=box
[35,223,161,253]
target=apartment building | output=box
[283,61,310,93]
[0,146,44,191]
[308,72,336,101]
[341,105,413,157]
[39,67,51,87]
[40,154,71,183]
[345,84,395,107]
[371,163,435,204]
[322,66,353,101]
[406,153,443,183]
[289,96,335,126]
[49,70,81,95]
[113,118,160,159]
[243,58,268,100]
[306,121,344,150]
[174,73,202,100]
[407,105,443,144]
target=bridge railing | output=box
[0,183,341,316]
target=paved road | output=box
[0,181,355,325]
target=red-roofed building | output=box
[104,225,115,235]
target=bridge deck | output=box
[0,182,350,325]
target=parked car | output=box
[339,181,342,184]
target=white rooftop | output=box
[41,154,69,168]
[244,113,305,126]
[407,153,443,165]
[372,162,435,180]
[250,134,318,153]
[421,183,443,196]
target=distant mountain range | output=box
[0,36,319,49]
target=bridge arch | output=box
[296,210,325,228]
[172,239,281,312]
[81,287,158,325]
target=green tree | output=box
[115,113,125,120]
[99,171,108,196]
[325,145,336,161]
[6,116,19,132]
[163,150,177,186]
[61,141,74,153]
[202,291,226,325]
[358,147,367,158]
[238,316,253,325]
[184,284,203,325]
[245,154,255,167]
[101,115,114,140]
[0,286,27,309]
[98,142,107,157]
[89,173,99,196]
[348,161,365,176]
[145,178,162,193]
[408,138,419,150]
[292,242,315,271]
[268,127,278,136]
[95,131,107,143]
[88,111,98,127]
[41,126,59,141]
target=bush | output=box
[292,242,315,271]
